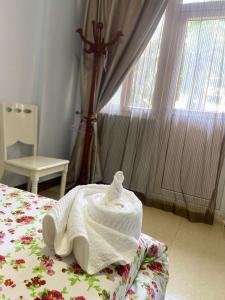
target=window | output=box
[175,19,225,112]
[123,18,164,110]
[175,0,225,112]
[105,0,225,114]
[107,17,164,112]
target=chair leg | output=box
[60,165,68,198]
[27,178,31,192]
[31,174,39,194]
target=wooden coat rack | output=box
[77,21,123,184]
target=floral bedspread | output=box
[0,184,169,300]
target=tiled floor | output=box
[40,186,225,300]
[143,206,225,300]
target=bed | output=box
[0,183,169,300]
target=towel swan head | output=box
[105,171,125,208]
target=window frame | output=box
[173,1,225,113]
[106,0,225,115]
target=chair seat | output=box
[5,156,69,171]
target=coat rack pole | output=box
[76,21,123,184]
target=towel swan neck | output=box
[105,171,125,207]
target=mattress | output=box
[0,184,169,300]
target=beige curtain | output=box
[67,0,168,185]
[98,0,225,224]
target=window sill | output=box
[98,108,156,122]
[173,109,225,120]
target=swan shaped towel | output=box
[42,171,143,275]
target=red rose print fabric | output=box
[0,184,168,299]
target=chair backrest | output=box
[0,103,38,160]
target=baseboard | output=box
[16,176,61,192]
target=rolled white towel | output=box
[42,172,143,274]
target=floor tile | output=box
[142,206,183,247]
[166,219,225,300]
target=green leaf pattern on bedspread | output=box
[0,184,169,300]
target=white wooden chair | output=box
[0,103,69,197]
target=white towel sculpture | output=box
[42,171,143,274]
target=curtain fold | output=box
[67,0,168,185]
[98,0,225,224]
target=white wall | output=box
[0,0,85,186]
[38,0,85,159]
[0,0,41,104]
